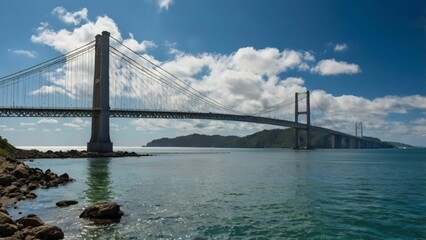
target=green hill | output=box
[147,134,239,147]
[146,128,398,148]
[0,136,16,157]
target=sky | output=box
[0,0,425,147]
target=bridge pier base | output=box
[87,31,113,153]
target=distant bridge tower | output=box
[355,122,363,138]
[87,31,113,153]
[294,91,311,149]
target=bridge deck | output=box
[0,107,307,129]
[0,107,361,140]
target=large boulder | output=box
[80,202,124,221]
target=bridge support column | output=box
[294,91,312,149]
[87,31,113,153]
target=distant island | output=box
[146,128,412,149]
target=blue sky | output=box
[0,0,425,147]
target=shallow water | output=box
[8,147,426,239]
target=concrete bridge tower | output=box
[87,31,113,153]
[294,91,311,149]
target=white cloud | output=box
[309,90,426,139]
[123,33,156,53]
[63,117,90,129]
[20,122,36,126]
[52,7,88,25]
[30,85,76,99]
[334,43,348,52]
[157,0,174,10]
[37,118,59,125]
[311,59,360,75]
[412,118,426,125]
[8,49,37,58]
[4,128,16,132]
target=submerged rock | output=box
[80,202,124,222]
[56,200,78,207]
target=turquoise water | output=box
[8,148,426,239]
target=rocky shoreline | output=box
[7,149,151,161]
[0,149,138,239]
[0,155,75,239]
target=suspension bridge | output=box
[0,31,387,152]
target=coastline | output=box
[7,148,152,161]
[0,148,150,239]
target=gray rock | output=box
[79,202,124,221]
[56,200,78,207]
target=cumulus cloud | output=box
[8,49,37,58]
[3,128,16,132]
[20,122,36,126]
[309,90,426,139]
[52,7,88,25]
[334,43,348,52]
[311,59,360,75]
[37,118,59,125]
[157,0,173,10]
[63,117,90,130]
[412,118,426,125]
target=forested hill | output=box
[146,134,239,147]
[0,136,16,157]
[146,129,405,148]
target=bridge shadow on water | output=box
[84,158,113,203]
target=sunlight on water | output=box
[7,148,426,239]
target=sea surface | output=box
[8,147,426,239]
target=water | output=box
[8,147,426,239]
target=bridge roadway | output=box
[0,107,360,141]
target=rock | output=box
[0,223,18,237]
[25,192,37,199]
[0,209,9,216]
[2,185,19,195]
[56,200,78,207]
[33,224,64,240]
[58,173,69,181]
[27,183,38,191]
[0,174,17,187]
[13,164,29,179]
[16,214,44,228]
[0,212,14,225]
[79,202,124,221]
